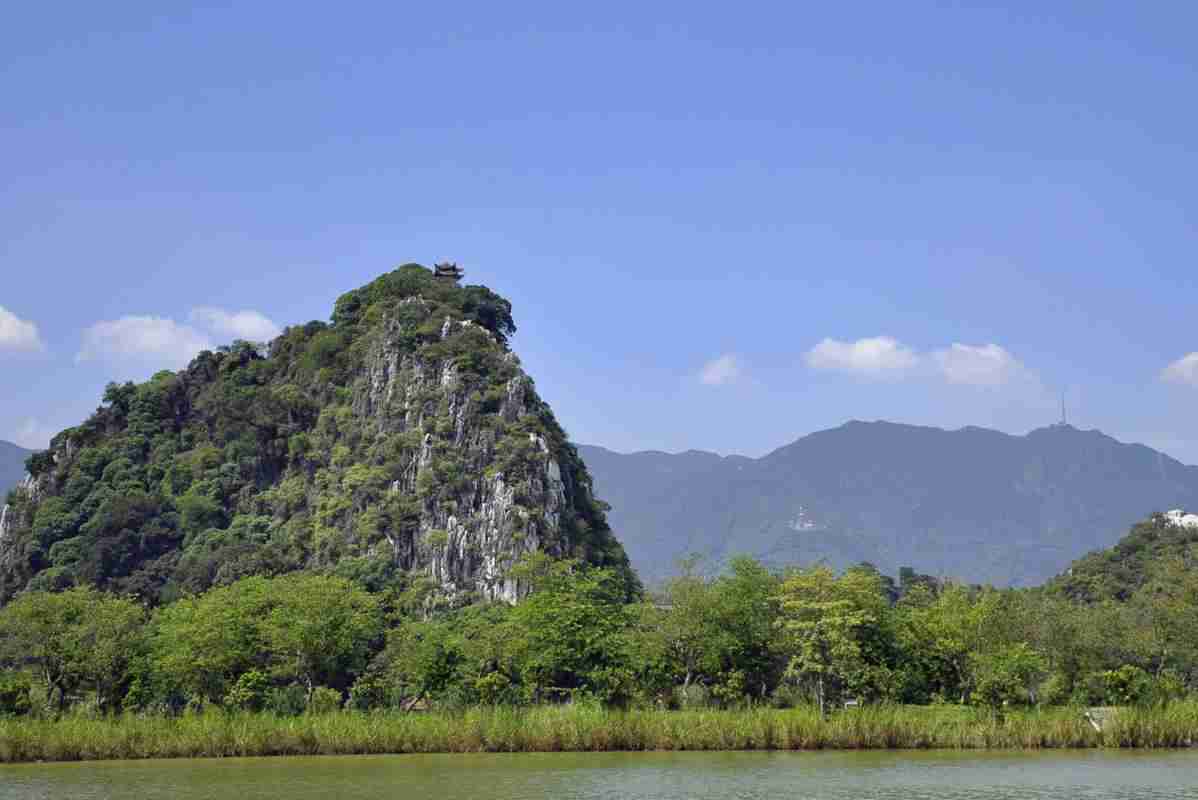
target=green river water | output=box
[2,751,1197,799]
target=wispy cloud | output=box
[10,418,55,450]
[806,336,1028,387]
[76,307,280,374]
[933,343,1025,386]
[191,307,281,342]
[78,315,213,370]
[0,306,45,353]
[805,336,919,377]
[700,354,741,386]
[1162,352,1198,387]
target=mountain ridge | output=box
[587,420,1193,467]
[579,420,1198,586]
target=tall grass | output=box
[2,703,1196,763]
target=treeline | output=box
[2,550,1196,718]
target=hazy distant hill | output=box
[580,421,1198,587]
[0,441,31,497]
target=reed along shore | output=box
[2,704,1197,763]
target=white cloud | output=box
[933,343,1025,386]
[700,354,741,386]
[0,306,45,353]
[806,336,1030,387]
[805,336,920,377]
[1162,353,1198,387]
[77,316,213,370]
[74,306,279,375]
[191,307,281,342]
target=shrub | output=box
[224,670,270,712]
[265,685,307,716]
[1099,665,1153,706]
[474,672,517,706]
[0,672,32,717]
[1146,670,1187,707]
[308,687,342,714]
[347,672,401,711]
[1037,672,1073,707]
[970,644,1046,709]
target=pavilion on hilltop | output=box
[433,262,465,281]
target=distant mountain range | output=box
[579,421,1198,587]
[0,441,32,497]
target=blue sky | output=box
[3,2,1198,460]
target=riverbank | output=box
[2,704,1196,763]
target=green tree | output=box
[637,556,781,705]
[380,602,519,709]
[635,557,723,701]
[147,576,273,705]
[0,587,144,712]
[507,555,633,704]
[898,584,1004,704]
[149,573,381,706]
[1127,555,1198,681]
[711,557,782,702]
[261,573,382,702]
[383,617,467,707]
[970,642,1047,709]
[776,566,890,714]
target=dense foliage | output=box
[1050,512,1198,602]
[0,264,634,604]
[4,509,1198,719]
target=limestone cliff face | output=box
[0,266,635,604]
[350,312,586,602]
[0,502,13,554]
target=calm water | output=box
[3,751,1198,799]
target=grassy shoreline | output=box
[2,704,1198,763]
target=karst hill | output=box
[0,265,636,604]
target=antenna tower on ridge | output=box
[1060,390,1068,427]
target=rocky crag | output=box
[0,265,635,604]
